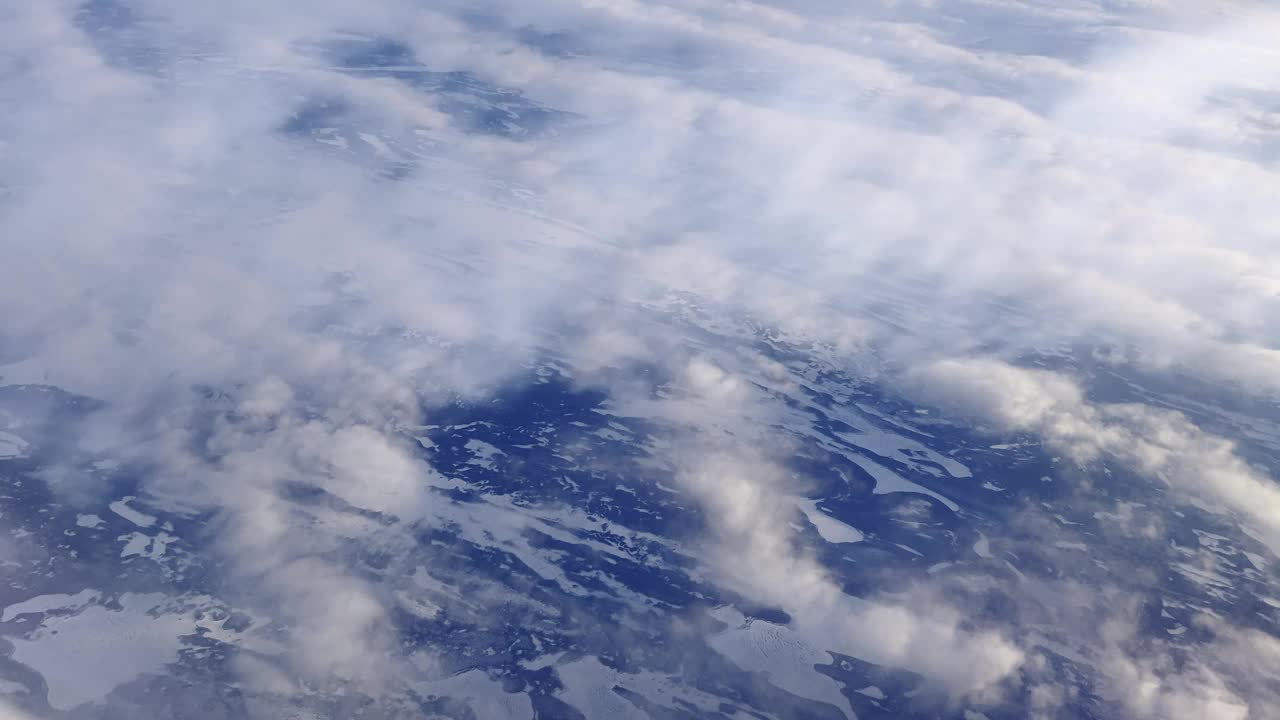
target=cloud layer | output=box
[3,0,1280,718]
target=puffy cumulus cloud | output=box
[125,375,429,684]
[1036,587,1277,720]
[1106,649,1248,720]
[901,358,1280,716]
[678,447,1024,700]
[907,358,1280,553]
[671,359,1022,700]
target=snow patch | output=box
[8,594,197,710]
[708,606,856,719]
[973,532,992,559]
[413,668,532,720]
[2,590,99,622]
[557,655,735,719]
[75,514,104,529]
[852,455,958,511]
[856,685,887,700]
[465,439,505,470]
[119,531,177,560]
[797,500,864,544]
[109,497,156,528]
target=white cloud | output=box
[678,446,1025,698]
[668,358,1023,699]
[907,358,1280,553]
[4,0,1280,716]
